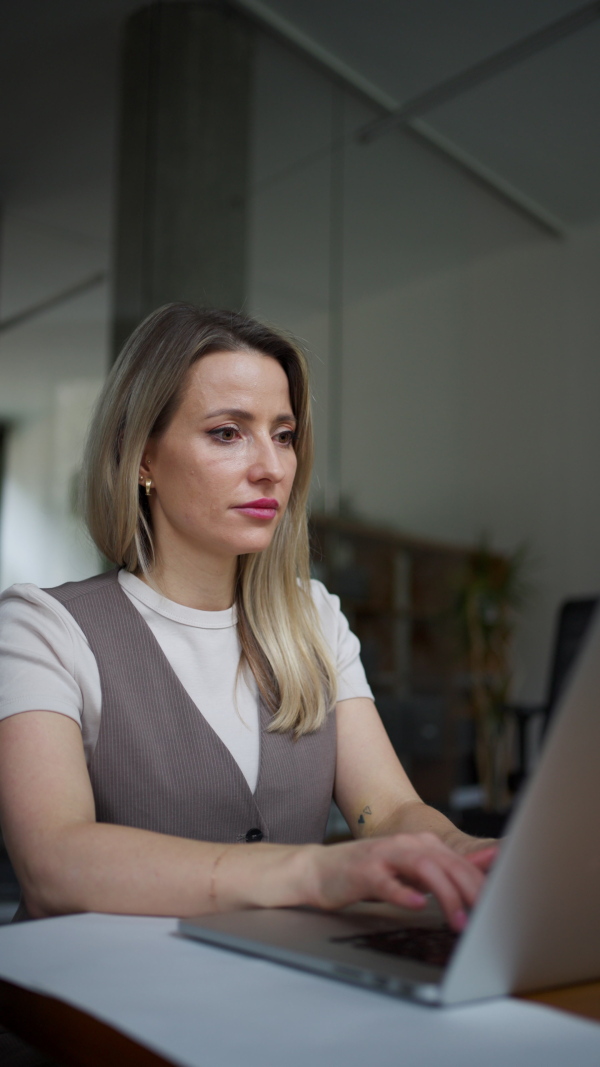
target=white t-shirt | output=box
[0,572,373,792]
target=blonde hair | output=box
[83,303,336,735]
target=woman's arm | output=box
[0,709,488,929]
[334,697,497,857]
[0,710,308,918]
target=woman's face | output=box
[140,348,298,567]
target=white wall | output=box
[0,210,109,590]
[0,379,104,590]
[247,34,600,702]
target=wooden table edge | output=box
[0,978,173,1067]
[1,974,599,1067]
[520,979,600,1024]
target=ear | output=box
[138,455,154,497]
[138,442,153,482]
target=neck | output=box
[140,551,237,611]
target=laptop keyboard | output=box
[330,926,459,967]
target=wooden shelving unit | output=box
[309,514,495,808]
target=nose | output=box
[247,434,286,485]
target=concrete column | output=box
[112,1,254,354]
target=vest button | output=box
[245,828,263,842]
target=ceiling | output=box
[0,0,599,248]
[235,0,600,229]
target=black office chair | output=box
[510,596,598,789]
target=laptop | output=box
[179,606,600,1006]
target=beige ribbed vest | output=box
[45,570,337,845]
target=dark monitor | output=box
[547,597,599,721]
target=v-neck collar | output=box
[112,574,267,802]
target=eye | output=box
[274,429,297,447]
[208,425,240,443]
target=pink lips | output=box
[233,498,280,520]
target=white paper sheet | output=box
[0,913,599,1067]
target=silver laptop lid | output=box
[441,605,600,1003]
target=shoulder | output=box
[1,581,77,620]
[0,583,103,735]
[0,583,92,657]
[307,580,374,701]
[308,578,342,618]
[306,579,352,653]
[307,578,343,629]
[44,569,119,606]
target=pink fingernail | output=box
[453,909,468,931]
[409,891,426,906]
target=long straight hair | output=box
[83,304,337,734]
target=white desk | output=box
[1,913,599,1067]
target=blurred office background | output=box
[1,0,600,804]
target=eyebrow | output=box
[204,408,297,425]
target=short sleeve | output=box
[310,580,374,703]
[0,584,86,725]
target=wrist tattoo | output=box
[357,805,372,826]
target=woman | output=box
[0,304,494,929]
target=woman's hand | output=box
[303,832,493,932]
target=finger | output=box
[379,838,481,919]
[408,856,467,931]
[427,837,492,894]
[413,845,488,924]
[404,840,485,909]
[441,854,485,911]
[375,874,428,911]
[465,846,499,873]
